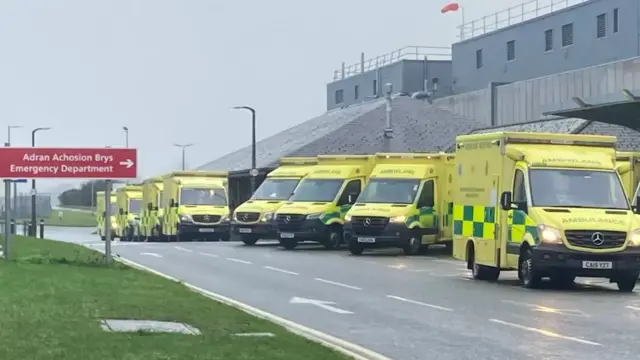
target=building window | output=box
[544,29,553,51]
[476,49,483,69]
[373,80,377,96]
[354,85,359,100]
[613,8,619,33]
[562,23,573,47]
[506,40,515,61]
[597,13,606,38]
[335,89,344,104]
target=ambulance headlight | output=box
[180,214,193,222]
[390,216,406,223]
[344,215,352,222]
[306,213,324,220]
[628,229,640,246]
[262,212,274,222]
[537,224,562,244]
[221,215,230,222]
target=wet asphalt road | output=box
[40,227,640,360]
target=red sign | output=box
[0,148,138,179]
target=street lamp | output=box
[7,125,23,217]
[232,106,257,193]
[173,143,194,170]
[30,127,51,236]
[122,126,129,148]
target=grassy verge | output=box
[0,236,349,360]
[5,209,96,227]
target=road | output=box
[42,227,640,360]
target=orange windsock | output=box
[441,2,460,13]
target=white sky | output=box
[0,0,536,196]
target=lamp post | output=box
[122,127,129,184]
[232,106,257,193]
[173,143,194,170]
[7,125,22,216]
[31,127,51,236]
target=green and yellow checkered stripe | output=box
[452,204,496,238]
[508,210,538,244]
[140,210,151,236]
[444,202,453,227]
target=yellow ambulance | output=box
[140,175,165,241]
[96,190,118,241]
[162,171,230,242]
[115,185,143,241]
[452,132,640,292]
[232,157,317,245]
[616,151,640,205]
[344,153,455,255]
[275,155,376,250]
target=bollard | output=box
[22,221,27,236]
[39,219,44,239]
[10,219,15,235]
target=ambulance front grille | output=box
[564,230,626,249]
[351,216,389,236]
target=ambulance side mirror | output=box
[500,191,513,211]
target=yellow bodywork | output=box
[115,185,143,238]
[232,157,317,241]
[140,175,165,239]
[161,171,230,239]
[275,155,377,248]
[344,152,455,252]
[452,132,640,278]
[616,151,640,205]
[95,191,118,239]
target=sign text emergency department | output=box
[0,148,137,179]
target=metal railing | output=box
[332,46,451,81]
[458,0,588,40]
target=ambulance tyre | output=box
[324,225,343,250]
[615,272,638,292]
[348,238,364,255]
[241,235,259,246]
[519,247,542,289]
[468,242,499,281]
[403,230,422,255]
[280,238,298,250]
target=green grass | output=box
[6,210,96,227]
[0,236,349,360]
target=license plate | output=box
[357,237,376,243]
[239,228,252,233]
[199,228,215,233]
[582,261,612,269]
[280,232,294,238]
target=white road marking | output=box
[140,252,162,258]
[489,319,602,346]
[226,257,252,264]
[290,297,354,315]
[386,295,453,311]
[626,305,640,311]
[199,252,218,258]
[264,266,299,275]
[314,278,362,290]
[174,246,193,253]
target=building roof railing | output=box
[332,46,451,81]
[458,0,587,40]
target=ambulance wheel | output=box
[470,244,500,281]
[615,272,639,292]
[280,238,298,250]
[241,235,259,246]
[348,238,364,255]
[324,226,343,250]
[520,247,542,289]
[403,231,422,255]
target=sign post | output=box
[0,147,138,263]
[3,180,10,260]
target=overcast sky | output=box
[0,0,550,195]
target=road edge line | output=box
[114,255,391,360]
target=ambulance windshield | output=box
[180,188,227,205]
[251,178,300,200]
[357,179,421,204]
[530,169,629,210]
[129,199,142,213]
[289,179,343,202]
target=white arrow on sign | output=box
[119,159,134,168]
[289,297,353,314]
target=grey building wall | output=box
[452,0,639,93]
[326,60,453,111]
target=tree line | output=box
[58,180,109,207]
